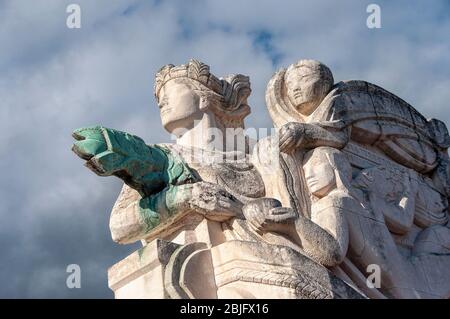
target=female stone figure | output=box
[261,58,450,298]
[72,59,265,245]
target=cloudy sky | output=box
[1,0,449,298]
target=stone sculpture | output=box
[263,59,450,298]
[72,58,450,299]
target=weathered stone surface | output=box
[73,58,450,299]
[261,59,450,298]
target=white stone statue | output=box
[72,58,450,299]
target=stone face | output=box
[72,58,450,299]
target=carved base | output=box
[108,238,364,299]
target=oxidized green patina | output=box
[137,183,193,232]
[72,126,197,230]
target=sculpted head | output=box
[303,147,352,198]
[154,59,251,134]
[156,78,204,133]
[284,60,333,116]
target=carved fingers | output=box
[72,126,108,161]
[136,182,242,234]
[278,122,305,153]
[72,126,135,175]
[242,198,297,234]
[72,126,170,195]
[187,182,243,222]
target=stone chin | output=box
[292,99,322,117]
[160,108,199,135]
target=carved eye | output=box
[159,96,168,109]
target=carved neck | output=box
[176,111,244,153]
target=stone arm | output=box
[110,182,243,244]
[299,189,351,267]
[295,211,348,267]
[279,121,349,154]
[242,195,349,267]
[72,126,242,244]
[71,126,196,197]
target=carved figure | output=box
[263,59,450,298]
[72,58,450,299]
[73,59,360,299]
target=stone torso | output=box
[167,144,266,203]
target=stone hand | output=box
[165,182,243,222]
[279,122,305,153]
[137,182,242,234]
[72,126,171,196]
[243,198,297,234]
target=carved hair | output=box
[154,59,251,128]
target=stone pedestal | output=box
[108,225,364,299]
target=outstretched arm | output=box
[278,121,349,154]
[72,126,196,196]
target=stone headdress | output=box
[154,59,251,128]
